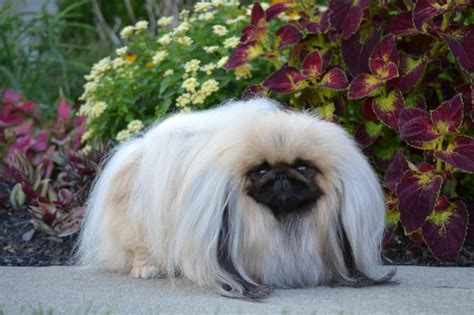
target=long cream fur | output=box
[77,98,390,298]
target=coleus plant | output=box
[226,1,474,262]
[1,90,102,237]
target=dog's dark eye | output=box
[293,161,313,176]
[249,163,271,178]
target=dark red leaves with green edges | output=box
[422,197,468,262]
[329,0,371,39]
[434,136,474,173]
[262,66,305,93]
[431,94,463,133]
[373,90,404,130]
[442,25,474,73]
[276,24,303,49]
[227,1,473,262]
[413,0,452,32]
[396,164,443,233]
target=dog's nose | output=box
[273,173,291,190]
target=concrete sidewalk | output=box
[0,266,473,314]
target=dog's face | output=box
[245,159,323,219]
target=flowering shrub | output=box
[79,0,274,142]
[224,1,473,262]
[1,90,102,237]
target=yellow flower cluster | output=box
[176,36,193,46]
[197,12,215,21]
[235,64,252,80]
[217,56,229,69]
[224,36,240,49]
[194,2,214,12]
[174,22,191,35]
[225,16,247,25]
[157,16,173,27]
[176,78,220,110]
[184,59,201,74]
[152,50,168,65]
[157,33,172,46]
[213,25,228,36]
[204,46,219,53]
[200,63,217,75]
[116,120,144,143]
[120,20,149,39]
[164,69,174,77]
[182,77,199,93]
[79,101,107,119]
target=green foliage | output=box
[80,1,271,142]
[0,0,108,109]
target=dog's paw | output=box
[131,265,159,279]
[243,284,273,300]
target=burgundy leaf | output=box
[398,107,429,130]
[320,67,349,90]
[262,66,306,93]
[372,90,404,130]
[265,3,288,21]
[442,26,474,73]
[276,24,303,49]
[384,151,409,191]
[304,10,330,33]
[369,59,399,81]
[362,98,377,121]
[3,89,22,103]
[302,50,323,78]
[371,35,399,65]
[388,11,416,36]
[342,26,381,76]
[431,94,463,134]
[434,136,474,173]
[225,42,261,69]
[423,198,468,262]
[397,169,443,233]
[388,52,427,92]
[347,73,383,100]
[413,0,452,32]
[251,2,265,26]
[242,85,268,100]
[456,83,473,128]
[329,0,371,39]
[399,115,440,149]
[354,123,379,147]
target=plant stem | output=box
[436,139,443,172]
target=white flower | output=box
[224,36,240,49]
[134,20,149,33]
[115,46,128,56]
[204,46,219,53]
[194,2,213,12]
[217,56,229,68]
[176,93,192,107]
[261,2,270,10]
[213,25,228,36]
[198,12,215,21]
[80,130,94,143]
[191,91,207,105]
[127,120,144,133]
[164,69,174,77]
[120,25,134,39]
[157,16,173,27]
[152,50,168,65]
[176,36,193,46]
[184,59,201,73]
[174,22,190,35]
[116,129,131,142]
[112,57,126,69]
[235,64,252,80]
[179,9,190,21]
[80,144,92,154]
[201,79,219,96]
[182,77,199,93]
[200,63,217,75]
[157,34,172,46]
[89,101,107,118]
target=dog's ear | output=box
[335,156,396,286]
[217,207,273,299]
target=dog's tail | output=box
[76,138,143,271]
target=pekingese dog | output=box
[78,98,394,299]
